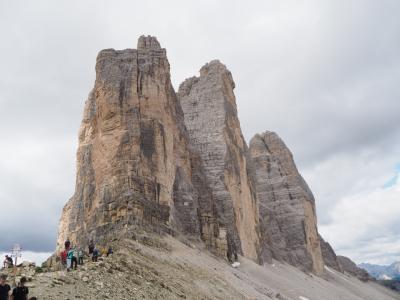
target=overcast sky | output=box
[0,0,399,265]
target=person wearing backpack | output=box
[67,248,74,271]
[92,248,99,262]
[71,247,78,270]
[60,250,67,268]
[88,240,94,255]
[77,249,84,265]
[64,239,71,251]
[12,277,29,300]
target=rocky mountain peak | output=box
[198,59,235,89]
[249,131,324,273]
[58,35,356,277]
[253,130,287,148]
[57,35,200,252]
[178,60,260,261]
[137,35,161,50]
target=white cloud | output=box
[0,136,76,251]
[302,141,400,224]
[319,174,400,264]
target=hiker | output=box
[12,277,29,300]
[92,248,99,262]
[60,249,67,267]
[0,274,11,300]
[3,256,13,269]
[67,247,74,271]
[64,239,71,251]
[88,240,94,255]
[71,247,78,270]
[106,246,113,257]
[7,256,13,268]
[77,248,84,265]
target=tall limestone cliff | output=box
[58,36,209,250]
[177,60,260,261]
[58,35,343,275]
[57,37,259,263]
[249,131,324,273]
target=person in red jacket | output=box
[60,250,67,267]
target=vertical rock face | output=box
[319,235,342,272]
[57,37,259,263]
[57,36,203,249]
[178,61,260,261]
[58,35,342,274]
[249,131,324,273]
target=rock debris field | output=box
[3,233,399,300]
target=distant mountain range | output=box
[359,262,400,280]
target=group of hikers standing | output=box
[0,239,115,299]
[60,239,83,271]
[60,239,113,271]
[0,274,36,300]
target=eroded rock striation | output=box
[249,131,324,273]
[178,60,260,261]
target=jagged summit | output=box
[137,35,162,50]
[249,131,324,273]
[198,60,235,87]
[178,60,260,261]
[250,131,291,155]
